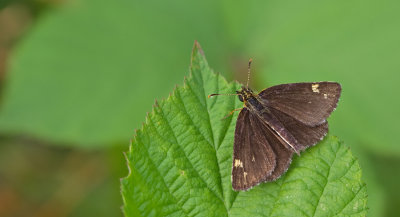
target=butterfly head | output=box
[208,59,255,101]
[236,86,254,102]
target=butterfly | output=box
[209,59,341,191]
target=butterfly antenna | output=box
[246,58,253,88]
[208,93,239,98]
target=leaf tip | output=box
[192,40,204,55]
[191,41,205,65]
[153,99,159,107]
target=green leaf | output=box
[120,42,367,217]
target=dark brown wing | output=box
[232,108,275,191]
[269,107,328,152]
[261,120,294,182]
[232,108,293,190]
[259,110,302,154]
[259,82,341,126]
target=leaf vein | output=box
[311,144,339,217]
[136,134,190,217]
[171,88,227,207]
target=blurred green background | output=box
[0,0,399,216]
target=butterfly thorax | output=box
[236,87,266,112]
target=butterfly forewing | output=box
[259,82,341,126]
[232,108,277,191]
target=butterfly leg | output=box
[221,108,242,120]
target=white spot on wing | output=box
[234,159,243,168]
[312,84,320,93]
[323,93,328,99]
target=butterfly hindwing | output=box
[258,82,341,126]
[256,114,294,182]
[232,108,277,191]
[259,110,302,154]
[269,107,329,152]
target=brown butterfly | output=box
[209,59,341,191]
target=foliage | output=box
[121,43,367,217]
[1,0,398,215]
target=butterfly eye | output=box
[238,95,244,102]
